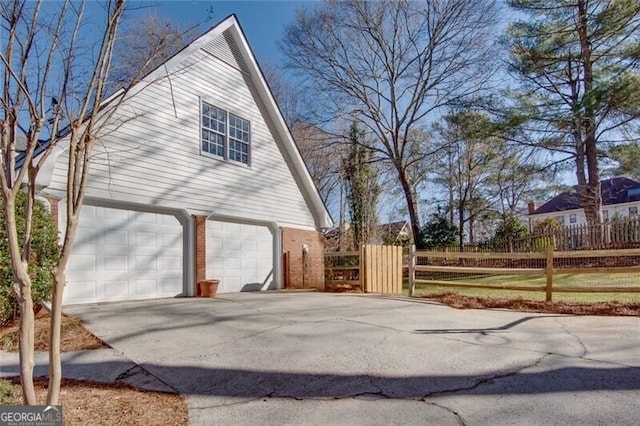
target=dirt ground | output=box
[422,292,640,316]
[0,310,105,352]
[1,310,189,425]
[4,378,188,426]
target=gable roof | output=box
[378,221,410,240]
[33,15,333,229]
[531,177,640,215]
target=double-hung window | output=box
[201,101,250,165]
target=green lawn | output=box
[405,273,640,303]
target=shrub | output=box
[0,193,59,325]
[532,217,564,234]
[484,216,529,250]
[419,213,458,250]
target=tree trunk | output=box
[46,269,65,404]
[4,195,37,404]
[458,204,464,251]
[576,0,601,226]
[397,166,420,248]
[18,275,37,405]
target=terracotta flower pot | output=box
[199,279,220,298]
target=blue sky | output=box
[126,1,316,66]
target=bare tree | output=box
[290,123,344,206]
[108,12,196,92]
[433,111,500,248]
[281,0,500,244]
[265,64,344,212]
[0,0,177,404]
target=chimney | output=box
[528,201,536,215]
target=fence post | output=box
[545,244,554,302]
[408,244,416,297]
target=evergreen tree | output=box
[506,0,640,224]
[420,212,459,250]
[343,123,380,248]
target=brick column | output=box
[281,227,325,290]
[193,215,207,295]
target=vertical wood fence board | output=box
[367,245,373,293]
[374,245,381,292]
[329,245,403,295]
[377,245,383,292]
[383,245,389,293]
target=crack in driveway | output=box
[423,352,551,398]
[554,317,588,358]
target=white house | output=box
[35,15,333,305]
[528,177,640,227]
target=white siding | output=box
[529,200,640,226]
[45,31,317,229]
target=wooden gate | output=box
[361,245,402,294]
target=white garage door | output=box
[62,204,184,304]
[206,221,275,293]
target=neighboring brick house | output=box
[34,15,332,304]
[528,177,640,228]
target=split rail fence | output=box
[408,245,640,302]
[325,245,402,294]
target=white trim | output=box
[61,197,192,298]
[199,98,252,166]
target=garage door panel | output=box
[68,255,96,272]
[73,229,96,251]
[135,255,157,271]
[136,231,157,247]
[162,232,181,246]
[80,206,97,219]
[133,280,156,295]
[62,203,184,305]
[161,256,183,270]
[206,221,275,293]
[104,230,128,246]
[132,211,156,224]
[160,279,179,293]
[241,238,257,250]
[67,281,97,301]
[102,281,128,299]
[104,255,127,272]
[224,257,242,270]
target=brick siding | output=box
[193,215,207,295]
[281,227,325,291]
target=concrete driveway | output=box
[65,292,640,425]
